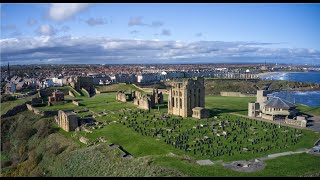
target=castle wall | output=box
[57,110,79,132]
[168,77,205,117]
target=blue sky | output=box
[1,3,320,65]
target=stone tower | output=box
[168,77,205,117]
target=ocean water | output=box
[267,90,320,107]
[259,72,320,84]
[260,72,320,107]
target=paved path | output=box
[307,116,320,132]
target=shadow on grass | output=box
[208,108,247,116]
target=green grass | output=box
[95,83,142,93]
[66,86,82,97]
[152,152,320,177]
[205,96,256,115]
[3,82,319,177]
[0,94,37,116]
[296,104,320,116]
[81,89,90,97]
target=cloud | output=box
[86,17,108,26]
[195,33,202,37]
[36,25,57,36]
[151,21,164,28]
[27,18,38,26]
[161,29,171,36]
[1,36,319,65]
[128,16,147,26]
[48,3,91,21]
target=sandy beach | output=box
[257,71,287,76]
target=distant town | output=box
[1,63,320,96]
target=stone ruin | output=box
[134,91,155,110]
[116,90,134,102]
[116,88,163,111]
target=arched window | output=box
[179,91,182,96]
[172,98,175,107]
[180,98,182,109]
[176,98,178,108]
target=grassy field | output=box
[0,94,37,116]
[2,83,320,177]
[205,96,256,115]
[153,152,320,177]
[296,105,320,116]
[96,83,142,93]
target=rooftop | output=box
[264,97,296,109]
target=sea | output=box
[259,72,320,107]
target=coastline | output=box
[257,71,287,77]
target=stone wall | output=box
[132,84,168,94]
[192,107,210,119]
[220,91,255,97]
[95,88,101,94]
[57,110,79,132]
[261,114,274,121]
[72,100,80,106]
[133,91,155,110]
[26,103,58,117]
[116,91,128,102]
[69,90,75,97]
[285,119,307,127]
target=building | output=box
[248,90,298,120]
[110,74,136,83]
[168,77,209,119]
[48,90,65,102]
[56,110,79,132]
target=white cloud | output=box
[1,36,319,65]
[36,25,57,36]
[48,3,91,21]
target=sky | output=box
[1,3,320,65]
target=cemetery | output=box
[115,108,310,161]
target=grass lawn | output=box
[43,89,317,176]
[205,96,256,115]
[152,152,320,176]
[296,104,320,116]
[96,83,142,93]
[4,83,319,177]
[0,94,37,115]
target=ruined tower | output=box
[168,77,205,117]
